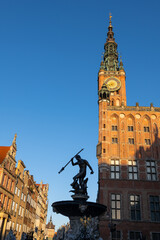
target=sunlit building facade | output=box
[97,17,160,240]
[0,135,49,240]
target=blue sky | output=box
[0,0,160,230]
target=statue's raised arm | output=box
[84,160,94,174]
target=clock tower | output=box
[98,15,126,108]
[97,16,160,240]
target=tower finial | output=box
[12,133,17,144]
[119,55,124,70]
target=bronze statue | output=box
[71,155,94,185]
[71,155,94,195]
[58,149,94,196]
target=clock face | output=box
[105,77,121,92]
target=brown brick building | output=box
[97,16,160,240]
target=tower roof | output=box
[102,14,119,71]
[46,216,55,229]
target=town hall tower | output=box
[97,16,160,240]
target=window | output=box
[6,178,9,189]
[111,231,121,240]
[19,206,21,216]
[12,201,15,211]
[144,126,149,132]
[17,189,20,197]
[128,126,133,131]
[103,136,106,141]
[129,231,141,240]
[145,139,151,145]
[15,187,18,195]
[21,193,23,200]
[16,224,19,232]
[111,194,121,220]
[152,233,160,240]
[21,208,24,217]
[150,196,160,222]
[23,195,26,202]
[103,149,106,153]
[130,195,141,220]
[112,125,118,131]
[11,181,14,193]
[128,160,138,180]
[2,175,7,187]
[112,138,118,144]
[4,196,8,210]
[103,124,106,128]
[1,194,4,208]
[128,138,134,144]
[111,160,120,179]
[15,203,18,212]
[146,160,157,180]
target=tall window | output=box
[15,187,18,195]
[2,174,6,187]
[12,201,15,211]
[111,231,121,240]
[144,126,149,132]
[112,125,118,131]
[145,139,151,145]
[16,224,19,232]
[129,231,141,240]
[17,189,20,197]
[146,160,157,180]
[111,194,121,220]
[128,160,138,180]
[112,138,118,144]
[150,196,160,222]
[111,160,120,179]
[152,233,160,240]
[128,138,134,144]
[130,195,141,220]
[128,126,133,131]
[15,203,18,212]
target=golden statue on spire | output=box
[109,13,112,26]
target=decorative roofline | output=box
[104,105,160,112]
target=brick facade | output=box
[97,17,160,240]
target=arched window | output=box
[116,99,120,106]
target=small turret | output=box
[119,56,124,71]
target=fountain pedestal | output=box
[52,198,107,240]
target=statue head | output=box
[75,155,81,161]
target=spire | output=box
[12,133,17,151]
[12,133,17,144]
[103,14,119,71]
[119,56,124,70]
[106,13,115,42]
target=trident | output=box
[58,148,84,174]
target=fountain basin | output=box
[52,200,107,218]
